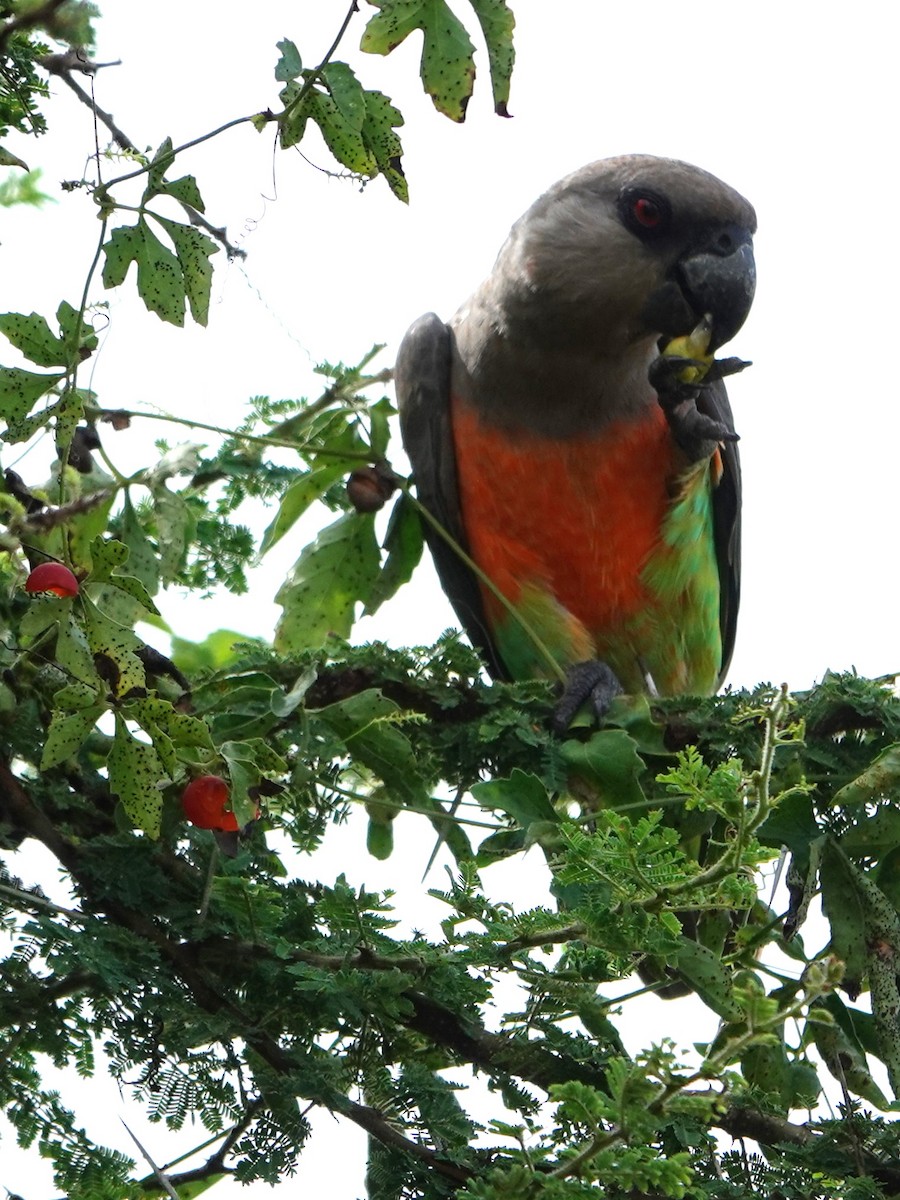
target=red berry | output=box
[25,562,79,598]
[181,775,237,831]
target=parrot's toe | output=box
[553,660,623,733]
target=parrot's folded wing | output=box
[395,312,508,680]
[697,378,741,684]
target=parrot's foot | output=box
[650,353,745,461]
[553,660,623,733]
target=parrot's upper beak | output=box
[678,226,756,350]
[641,225,756,351]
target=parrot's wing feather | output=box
[395,313,508,679]
[698,379,741,683]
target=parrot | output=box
[395,155,756,726]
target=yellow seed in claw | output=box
[662,315,715,385]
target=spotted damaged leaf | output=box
[361,0,476,122]
[80,594,146,698]
[41,704,106,770]
[108,717,167,836]
[102,213,214,327]
[275,512,380,653]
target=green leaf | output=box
[364,493,423,615]
[153,485,191,582]
[471,768,557,829]
[809,998,891,1107]
[56,300,99,356]
[361,0,476,123]
[270,666,319,718]
[819,839,869,998]
[81,594,147,698]
[841,804,900,857]
[102,218,187,326]
[108,718,167,836]
[833,742,900,807]
[275,512,381,653]
[467,0,515,115]
[308,91,378,175]
[121,493,160,595]
[57,611,100,684]
[0,311,66,366]
[362,89,407,201]
[171,628,254,674]
[560,729,647,813]
[145,136,176,198]
[101,223,145,288]
[54,387,84,458]
[315,688,427,809]
[259,461,353,557]
[157,174,205,211]
[275,37,302,81]
[86,537,131,581]
[322,62,367,131]
[674,937,744,1021]
[220,739,285,825]
[53,680,101,711]
[41,705,105,770]
[151,215,218,326]
[0,365,63,431]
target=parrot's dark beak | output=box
[640,225,756,351]
[677,226,756,350]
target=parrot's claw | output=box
[650,354,740,461]
[704,356,752,382]
[553,660,623,733]
[663,397,739,447]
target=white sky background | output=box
[1,1,898,1196]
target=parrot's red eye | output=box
[633,197,663,228]
[619,187,671,238]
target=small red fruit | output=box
[181,775,238,831]
[25,562,80,598]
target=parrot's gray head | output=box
[496,154,757,354]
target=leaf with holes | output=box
[275,512,380,652]
[81,594,146,698]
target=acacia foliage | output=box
[2,4,900,1199]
